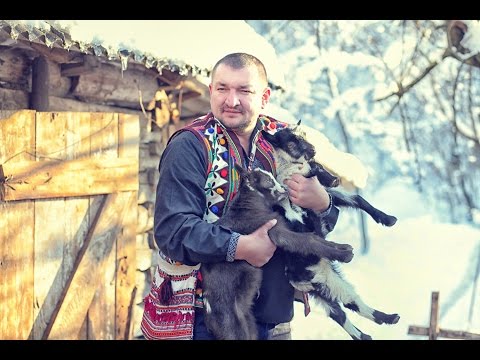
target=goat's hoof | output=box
[389,314,400,324]
[373,311,400,325]
[384,216,397,227]
[378,215,397,227]
[326,239,352,251]
[330,177,340,188]
[335,248,354,263]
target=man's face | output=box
[209,64,270,134]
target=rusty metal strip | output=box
[0,165,5,202]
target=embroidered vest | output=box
[174,112,289,223]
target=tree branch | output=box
[375,53,446,102]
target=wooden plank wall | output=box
[0,111,138,340]
[0,110,36,340]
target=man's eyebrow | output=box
[214,82,254,89]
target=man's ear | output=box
[261,87,271,109]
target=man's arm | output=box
[154,131,234,265]
[284,173,339,232]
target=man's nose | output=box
[225,90,240,107]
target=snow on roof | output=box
[1,20,285,89]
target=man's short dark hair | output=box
[211,53,268,86]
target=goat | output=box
[263,125,400,340]
[200,165,354,340]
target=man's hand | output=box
[284,174,330,212]
[235,219,277,267]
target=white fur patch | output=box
[274,149,311,185]
[290,281,314,292]
[203,298,212,314]
[281,199,305,224]
[257,168,287,198]
[307,260,357,304]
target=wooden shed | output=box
[0,20,232,339]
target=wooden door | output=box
[0,110,139,339]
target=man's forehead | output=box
[213,64,263,85]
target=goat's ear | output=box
[291,119,301,132]
[234,162,247,179]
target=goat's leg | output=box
[203,291,254,340]
[202,263,259,340]
[235,265,262,340]
[309,162,340,188]
[297,259,400,326]
[204,306,250,340]
[328,189,397,226]
[270,218,354,263]
[314,297,372,340]
[344,303,401,326]
[244,310,259,340]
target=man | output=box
[141,52,338,340]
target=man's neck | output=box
[236,132,252,153]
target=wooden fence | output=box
[0,110,139,339]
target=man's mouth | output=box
[223,108,242,113]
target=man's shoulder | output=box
[169,129,201,145]
[258,114,290,134]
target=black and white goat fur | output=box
[201,165,354,340]
[263,125,400,340]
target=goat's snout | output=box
[276,186,288,201]
[270,183,287,201]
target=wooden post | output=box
[428,291,439,340]
[30,56,50,111]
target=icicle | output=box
[119,50,129,74]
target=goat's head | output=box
[263,126,316,184]
[263,125,340,188]
[235,164,288,205]
[263,124,316,162]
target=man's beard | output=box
[219,112,251,131]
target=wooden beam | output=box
[115,191,137,339]
[30,56,50,111]
[29,42,79,64]
[115,113,139,339]
[408,325,480,340]
[0,87,29,110]
[71,62,158,106]
[61,56,100,77]
[1,157,138,201]
[0,47,31,90]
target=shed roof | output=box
[0,20,285,90]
